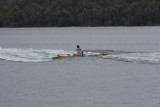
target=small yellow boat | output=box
[52,54,82,60]
[52,55,68,60]
[52,53,107,60]
[92,53,107,56]
[72,54,82,56]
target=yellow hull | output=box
[92,53,107,56]
[52,55,68,60]
[52,53,107,60]
[52,54,82,60]
[73,54,82,56]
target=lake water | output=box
[0,27,160,107]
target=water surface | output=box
[0,27,160,107]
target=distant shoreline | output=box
[0,0,160,27]
[0,25,160,28]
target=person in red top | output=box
[76,45,83,56]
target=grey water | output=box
[0,27,160,107]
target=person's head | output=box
[77,45,80,48]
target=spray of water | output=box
[0,47,160,64]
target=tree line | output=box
[0,0,160,27]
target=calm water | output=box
[0,27,160,107]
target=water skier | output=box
[75,45,83,56]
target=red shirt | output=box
[76,48,82,55]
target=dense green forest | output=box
[0,0,160,27]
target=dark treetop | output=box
[0,0,160,27]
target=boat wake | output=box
[0,47,160,64]
[102,53,160,64]
[0,47,75,62]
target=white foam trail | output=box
[1,47,160,64]
[0,47,75,62]
[103,53,160,64]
